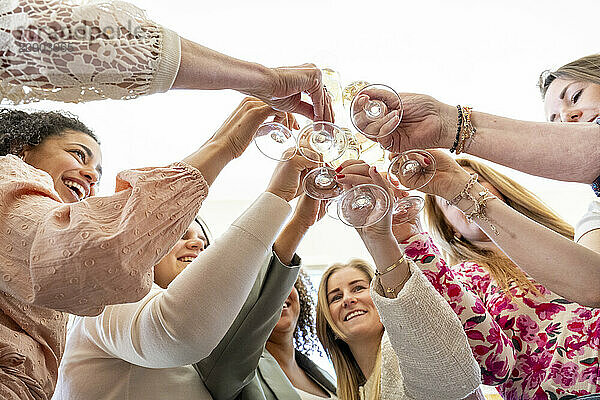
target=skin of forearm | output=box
[459,183,600,307]
[272,219,309,265]
[173,38,273,94]
[181,138,234,186]
[441,105,600,183]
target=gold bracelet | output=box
[450,173,478,206]
[465,189,499,235]
[450,173,499,235]
[378,265,411,298]
[374,254,406,277]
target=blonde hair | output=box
[316,260,382,400]
[538,54,600,98]
[424,158,574,295]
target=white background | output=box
[29,0,598,392]
[31,0,596,266]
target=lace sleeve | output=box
[0,0,181,104]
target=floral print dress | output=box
[401,233,600,400]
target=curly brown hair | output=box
[0,108,98,156]
[293,269,320,356]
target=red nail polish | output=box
[423,157,431,165]
[335,174,345,179]
[335,166,343,173]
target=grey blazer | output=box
[194,253,336,400]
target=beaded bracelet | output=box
[450,105,463,153]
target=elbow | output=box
[105,236,154,305]
[170,323,218,362]
[481,361,515,387]
[569,277,600,308]
[578,294,600,309]
[28,282,108,316]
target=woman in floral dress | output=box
[394,152,600,399]
[331,148,599,398]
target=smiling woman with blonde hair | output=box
[316,256,483,400]
[315,158,484,400]
[316,260,381,400]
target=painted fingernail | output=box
[335,166,343,172]
[335,174,345,179]
[423,157,431,165]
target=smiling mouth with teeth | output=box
[344,310,367,321]
[177,257,196,263]
[63,179,86,201]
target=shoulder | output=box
[295,351,336,393]
[0,155,53,184]
[449,261,493,295]
[575,198,600,241]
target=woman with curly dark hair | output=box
[56,147,327,400]
[292,269,322,356]
[0,98,305,400]
[196,194,337,400]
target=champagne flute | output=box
[387,150,437,191]
[325,128,360,220]
[253,120,297,161]
[383,149,436,224]
[324,72,387,168]
[337,184,391,228]
[349,83,403,143]
[299,122,347,200]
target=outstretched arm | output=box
[1,0,325,119]
[373,93,600,183]
[421,149,600,307]
[452,108,600,184]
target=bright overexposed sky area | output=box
[25,0,596,267]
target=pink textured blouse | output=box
[0,155,208,399]
[401,233,600,400]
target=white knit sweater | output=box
[361,260,482,400]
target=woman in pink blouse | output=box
[390,151,599,399]
[0,97,295,399]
